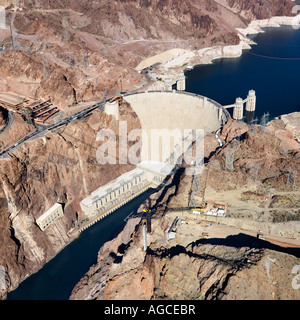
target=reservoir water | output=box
[7,25,300,300]
[186,26,300,119]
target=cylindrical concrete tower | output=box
[176,73,185,91]
[104,100,119,120]
[246,90,256,112]
[233,97,244,120]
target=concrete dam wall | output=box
[123,91,230,162]
[76,90,230,231]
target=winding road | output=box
[0,98,106,158]
[0,110,14,135]
[0,65,152,159]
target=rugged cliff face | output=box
[0,102,141,299]
[70,114,300,300]
[0,0,296,107]
[0,0,299,301]
[70,210,300,300]
[225,0,294,20]
[0,107,7,130]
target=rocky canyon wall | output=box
[0,103,141,299]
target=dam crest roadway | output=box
[73,89,254,234]
[0,87,256,234]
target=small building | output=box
[167,231,176,241]
[217,208,226,217]
[36,203,64,231]
[79,162,176,228]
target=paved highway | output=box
[0,66,153,159]
[0,110,14,135]
[0,98,106,158]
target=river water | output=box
[186,26,300,120]
[7,189,155,300]
[7,25,300,300]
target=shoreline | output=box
[147,14,300,89]
[186,14,300,67]
[6,13,300,300]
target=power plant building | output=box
[79,163,174,222]
[36,203,64,230]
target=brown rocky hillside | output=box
[0,0,296,107]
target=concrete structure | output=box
[104,100,119,120]
[203,208,226,217]
[79,162,174,231]
[0,92,59,124]
[36,203,64,231]
[224,90,256,120]
[233,97,244,121]
[167,231,176,241]
[176,73,186,91]
[79,90,236,232]
[0,6,6,30]
[246,90,256,112]
[137,161,175,186]
[135,48,188,71]
[80,168,149,219]
[123,91,230,162]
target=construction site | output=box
[0,92,60,124]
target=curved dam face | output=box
[123,91,229,163]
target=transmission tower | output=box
[232,135,241,148]
[282,146,289,158]
[9,16,15,49]
[287,169,297,189]
[260,112,270,130]
[250,117,259,133]
[42,58,50,78]
[83,55,88,68]
[188,169,200,208]
[64,29,70,42]
[225,147,235,172]
[249,163,261,183]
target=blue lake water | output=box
[7,25,300,301]
[185,26,300,120]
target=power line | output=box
[225,147,235,172]
[188,169,200,208]
[250,117,259,133]
[246,51,300,61]
[249,164,261,183]
[287,169,297,189]
[260,112,270,129]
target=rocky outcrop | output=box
[0,102,141,299]
[70,217,143,300]
[0,0,299,301]
[70,114,300,300]
[70,210,300,300]
[0,108,7,130]
[225,0,295,20]
[0,0,296,107]
[280,112,300,141]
